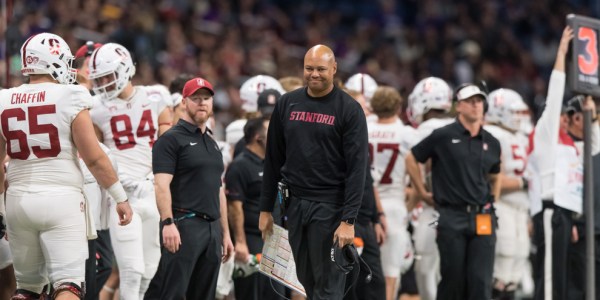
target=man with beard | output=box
[145,78,234,299]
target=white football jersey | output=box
[0,83,92,193]
[368,119,416,200]
[414,117,454,144]
[90,85,169,182]
[225,119,247,146]
[484,124,529,209]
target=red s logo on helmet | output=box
[115,47,128,60]
[48,38,61,55]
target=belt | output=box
[173,207,216,222]
[440,203,492,213]
[542,200,555,211]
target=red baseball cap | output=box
[182,77,215,97]
[75,42,103,59]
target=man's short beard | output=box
[188,110,211,126]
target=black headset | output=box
[566,95,585,118]
[454,82,489,113]
[331,240,373,296]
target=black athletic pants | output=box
[144,217,222,300]
[436,206,496,300]
[532,206,573,300]
[84,229,113,300]
[343,221,385,300]
[568,232,600,300]
[287,197,346,300]
[234,233,286,300]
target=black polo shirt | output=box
[152,119,224,220]
[225,148,263,236]
[411,119,501,206]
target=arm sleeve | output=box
[341,103,368,220]
[535,70,565,198]
[260,101,287,212]
[224,162,246,202]
[365,171,379,223]
[411,130,438,163]
[152,134,178,174]
[489,140,502,174]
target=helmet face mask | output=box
[88,43,135,100]
[239,75,285,113]
[487,89,531,133]
[407,77,452,126]
[21,33,77,84]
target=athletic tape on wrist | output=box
[107,182,127,203]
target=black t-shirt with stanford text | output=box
[225,148,263,236]
[411,120,501,207]
[260,86,369,221]
[152,119,224,219]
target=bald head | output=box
[304,45,337,97]
[305,45,336,63]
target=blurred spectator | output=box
[1,0,596,130]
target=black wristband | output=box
[521,178,529,190]
[161,217,174,226]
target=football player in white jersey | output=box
[406,76,453,300]
[0,32,132,300]
[225,75,285,155]
[88,43,172,300]
[484,89,531,299]
[368,86,416,300]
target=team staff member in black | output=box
[226,117,285,300]
[406,84,501,300]
[145,77,234,299]
[259,44,369,299]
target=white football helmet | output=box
[20,33,76,84]
[88,43,136,100]
[240,75,285,113]
[344,73,378,101]
[407,77,452,125]
[486,89,532,133]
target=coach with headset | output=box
[406,84,502,300]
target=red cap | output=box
[75,42,103,59]
[182,77,215,97]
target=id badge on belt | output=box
[476,213,492,235]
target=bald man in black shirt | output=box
[259,45,369,299]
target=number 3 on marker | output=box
[578,27,599,76]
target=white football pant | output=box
[0,237,13,270]
[413,204,440,300]
[109,179,160,300]
[493,201,530,285]
[6,192,87,293]
[379,197,410,278]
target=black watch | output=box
[161,218,174,226]
[343,218,356,226]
